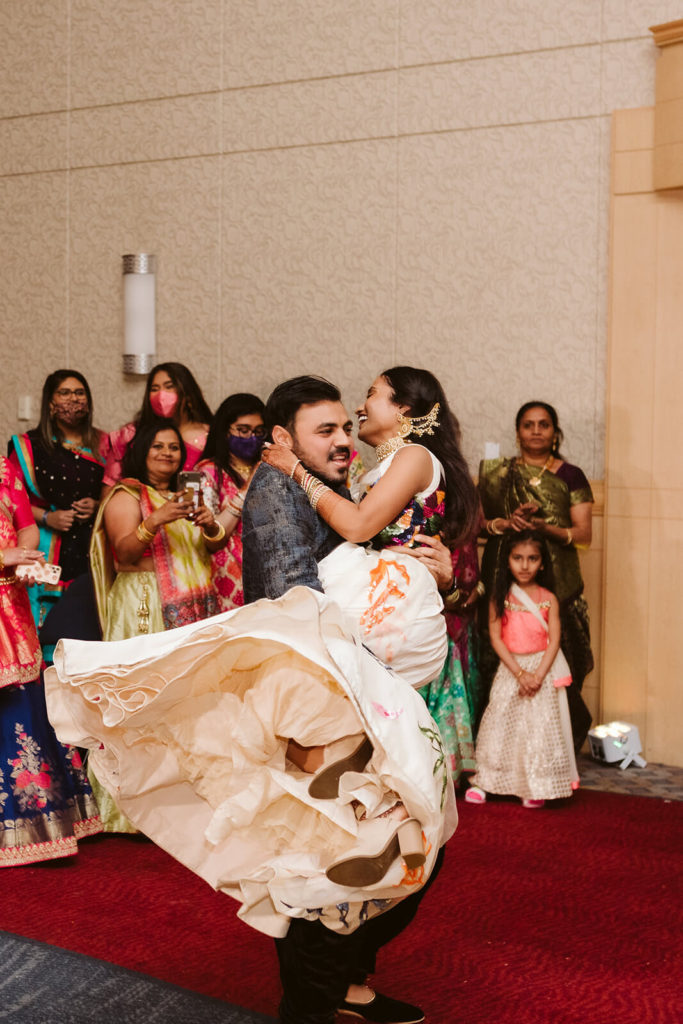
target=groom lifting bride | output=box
[47,367,479,1024]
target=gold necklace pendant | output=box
[524,454,553,486]
[231,460,253,478]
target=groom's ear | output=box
[272,424,294,448]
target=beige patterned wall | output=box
[2,1,681,479]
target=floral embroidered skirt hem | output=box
[46,587,456,937]
[0,678,102,866]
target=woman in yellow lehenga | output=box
[88,417,224,828]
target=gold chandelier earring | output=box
[399,403,441,439]
[396,411,413,440]
[376,403,441,462]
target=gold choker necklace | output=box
[375,436,410,462]
[231,459,254,478]
[522,454,553,486]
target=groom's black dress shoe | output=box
[338,991,425,1023]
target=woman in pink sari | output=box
[0,456,101,864]
[198,393,266,611]
[103,363,212,490]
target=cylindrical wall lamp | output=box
[122,253,156,374]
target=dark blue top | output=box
[241,463,347,603]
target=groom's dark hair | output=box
[265,376,341,435]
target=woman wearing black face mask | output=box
[8,370,110,645]
[197,393,266,611]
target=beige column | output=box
[603,106,683,766]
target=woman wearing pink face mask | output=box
[103,363,212,491]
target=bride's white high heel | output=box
[307,735,374,799]
[325,815,425,887]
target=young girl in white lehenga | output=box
[467,529,579,807]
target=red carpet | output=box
[1,789,681,1023]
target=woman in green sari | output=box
[478,401,593,750]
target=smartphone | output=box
[178,470,202,511]
[16,562,62,585]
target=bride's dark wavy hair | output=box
[491,528,556,617]
[381,366,480,547]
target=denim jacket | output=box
[241,463,347,603]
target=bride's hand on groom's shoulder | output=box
[260,442,299,477]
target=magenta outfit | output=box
[198,461,246,611]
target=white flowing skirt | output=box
[44,586,456,938]
[318,542,447,689]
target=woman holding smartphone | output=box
[91,418,224,641]
[0,455,102,863]
[87,417,225,831]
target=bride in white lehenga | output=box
[45,368,480,938]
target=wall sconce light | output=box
[122,253,156,374]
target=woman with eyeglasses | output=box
[197,393,266,611]
[8,370,110,642]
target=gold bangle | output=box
[289,458,301,479]
[309,483,330,511]
[301,472,326,504]
[564,528,573,546]
[135,521,156,544]
[203,520,226,542]
[488,518,504,536]
[476,580,485,597]
[224,504,241,519]
[515,668,524,679]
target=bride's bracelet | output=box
[298,470,331,510]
